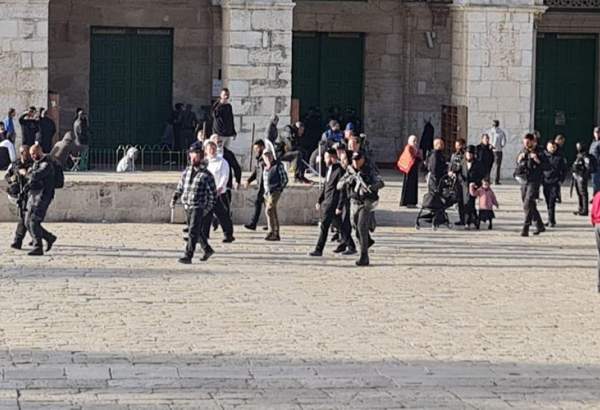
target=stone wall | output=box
[293,0,453,163]
[220,0,294,166]
[0,0,49,144]
[451,0,546,177]
[48,0,218,136]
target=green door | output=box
[292,32,364,128]
[90,28,173,149]
[535,33,597,161]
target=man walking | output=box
[262,150,288,241]
[488,120,507,184]
[426,138,447,194]
[515,133,546,237]
[25,144,58,256]
[204,140,235,243]
[244,140,267,231]
[6,144,33,250]
[309,149,348,256]
[589,126,600,195]
[171,143,217,264]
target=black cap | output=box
[466,145,476,154]
[189,141,203,153]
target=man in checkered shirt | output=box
[171,142,217,264]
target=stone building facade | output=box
[1,0,599,175]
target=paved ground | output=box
[1,180,600,409]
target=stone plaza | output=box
[1,179,600,409]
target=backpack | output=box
[47,156,64,189]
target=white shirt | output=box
[264,139,277,159]
[488,127,507,152]
[207,155,230,194]
[326,165,332,182]
[0,140,16,163]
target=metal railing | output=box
[80,145,188,172]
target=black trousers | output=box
[315,208,336,252]
[204,194,233,239]
[26,205,54,250]
[464,195,478,226]
[575,177,589,215]
[456,184,465,224]
[494,151,503,184]
[185,207,212,258]
[521,183,543,226]
[351,202,372,261]
[280,151,306,179]
[249,186,265,227]
[13,211,27,244]
[543,183,560,224]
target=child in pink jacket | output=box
[470,179,499,230]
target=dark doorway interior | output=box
[90,27,173,149]
[535,33,597,162]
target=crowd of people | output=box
[6,88,600,276]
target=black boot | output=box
[355,254,369,266]
[10,240,22,250]
[28,247,44,256]
[46,234,57,252]
[533,222,545,235]
[200,247,215,261]
[520,225,529,237]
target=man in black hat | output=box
[309,148,352,256]
[338,151,384,266]
[171,142,217,264]
[459,145,484,229]
[515,133,547,236]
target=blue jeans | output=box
[592,172,600,195]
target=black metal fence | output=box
[82,145,188,172]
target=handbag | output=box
[397,146,416,174]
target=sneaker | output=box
[309,250,322,257]
[178,257,192,264]
[200,248,215,261]
[45,234,57,252]
[244,224,257,231]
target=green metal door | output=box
[292,32,364,127]
[90,28,173,149]
[535,33,597,162]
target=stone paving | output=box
[1,181,600,409]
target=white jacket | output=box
[207,155,230,194]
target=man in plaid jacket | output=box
[171,142,217,264]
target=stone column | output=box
[219,0,294,165]
[451,0,546,178]
[0,0,49,139]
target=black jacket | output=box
[19,114,39,147]
[340,165,384,203]
[476,144,494,171]
[543,151,567,185]
[222,147,242,189]
[38,116,56,153]
[427,150,447,184]
[516,147,546,184]
[27,155,56,215]
[211,102,236,137]
[318,163,344,212]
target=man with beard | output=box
[244,140,267,231]
[24,144,58,256]
[6,144,33,250]
[309,148,347,257]
[515,133,547,237]
[211,88,237,148]
[476,133,495,181]
[171,142,217,264]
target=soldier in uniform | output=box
[5,145,33,249]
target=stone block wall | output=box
[220,0,294,166]
[293,0,453,163]
[48,0,218,136]
[0,0,49,143]
[451,1,546,177]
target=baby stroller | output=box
[415,174,458,230]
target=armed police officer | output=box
[6,144,33,249]
[338,152,384,266]
[171,142,217,264]
[25,144,59,255]
[515,133,547,237]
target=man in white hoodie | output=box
[204,140,235,242]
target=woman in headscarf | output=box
[398,135,422,208]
